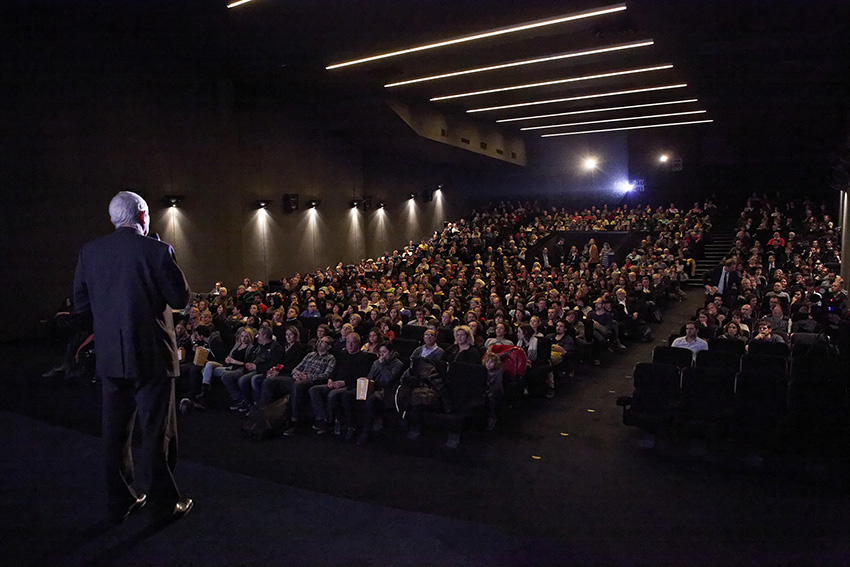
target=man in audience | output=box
[341,342,404,444]
[749,320,786,345]
[671,320,709,360]
[263,335,337,435]
[309,332,374,434]
[233,326,282,412]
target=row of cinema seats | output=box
[386,331,557,445]
[616,334,847,448]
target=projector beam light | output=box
[496,99,698,123]
[385,40,653,88]
[326,4,627,70]
[540,119,714,137]
[521,109,706,130]
[431,65,672,101]
[467,84,687,113]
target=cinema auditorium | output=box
[2,1,850,565]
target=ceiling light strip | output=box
[540,119,714,137]
[521,109,707,130]
[431,64,672,101]
[467,83,687,113]
[496,98,698,123]
[384,40,654,88]
[226,0,255,7]
[326,4,627,70]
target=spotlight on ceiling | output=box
[162,195,185,208]
[583,158,599,170]
[659,154,670,163]
[256,199,272,209]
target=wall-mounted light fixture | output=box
[256,199,273,209]
[350,199,363,208]
[408,193,417,200]
[377,200,386,209]
[308,199,322,209]
[162,195,185,208]
[283,193,299,212]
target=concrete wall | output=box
[0,73,466,339]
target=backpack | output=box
[485,345,528,379]
[240,395,290,441]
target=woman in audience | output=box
[197,327,256,404]
[361,328,385,355]
[717,321,747,342]
[443,325,481,364]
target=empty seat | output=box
[746,340,789,358]
[298,316,323,341]
[708,338,747,356]
[787,379,849,433]
[788,354,841,383]
[400,325,427,343]
[390,337,420,366]
[730,370,789,436]
[695,350,740,371]
[616,362,680,433]
[652,346,693,369]
[739,354,787,375]
[423,362,488,447]
[678,366,736,436]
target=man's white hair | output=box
[109,191,148,228]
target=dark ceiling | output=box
[4,0,850,168]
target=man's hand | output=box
[292,370,306,381]
[244,362,256,371]
[332,380,346,389]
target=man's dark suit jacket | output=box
[74,227,190,379]
[703,266,742,305]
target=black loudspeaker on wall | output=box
[283,193,299,212]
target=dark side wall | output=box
[0,71,470,340]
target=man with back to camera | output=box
[74,191,193,523]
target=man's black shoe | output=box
[109,493,146,524]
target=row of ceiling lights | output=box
[225,2,713,137]
[318,3,713,137]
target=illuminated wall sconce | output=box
[256,199,273,209]
[377,200,386,209]
[162,195,185,208]
[408,193,417,200]
[308,199,322,209]
[436,184,443,192]
[350,199,363,208]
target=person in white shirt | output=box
[671,321,709,360]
